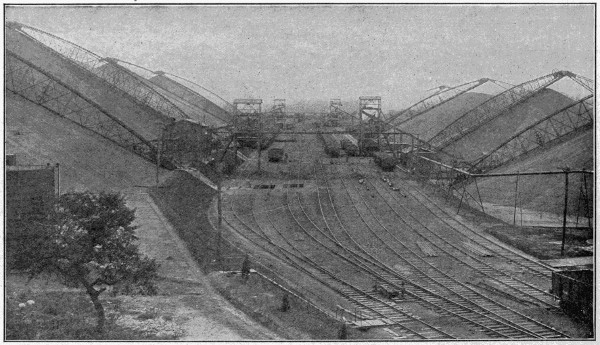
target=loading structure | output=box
[385,78,492,128]
[271,99,287,129]
[428,71,593,151]
[105,60,233,126]
[233,99,263,148]
[5,51,174,169]
[470,95,594,173]
[6,22,189,123]
[327,99,343,127]
[358,96,385,155]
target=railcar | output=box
[318,132,341,157]
[551,269,593,329]
[268,148,285,162]
[341,139,358,156]
[373,152,398,171]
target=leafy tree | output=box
[21,191,159,335]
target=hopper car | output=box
[235,116,280,149]
[318,132,341,157]
[340,134,359,156]
[551,269,593,329]
[268,148,285,162]
[373,152,398,171]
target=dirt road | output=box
[125,188,280,340]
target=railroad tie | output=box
[416,241,438,257]
[463,241,493,257]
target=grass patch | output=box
[486,225,593,259]
[5,287,173,340]
[209,272,376,340]
[149,170,217,271]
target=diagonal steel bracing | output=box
[386,78,491,127]
[5,52,175,169]
[162,72,236,116]
[7,22,188,121]
[567,73,594,93]
[428,71,570,149]
[470,95,594,173]
[113,60,233,123]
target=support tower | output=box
[358,96,384,155]
[233,99,262,148]
[328,98,343,127]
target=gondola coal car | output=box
[340,134,359,156]
[551,269,593,330]
[359,138,380,156]
[318,132,341,157]
[373,152,398,171]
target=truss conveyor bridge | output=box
[5,51,175,169]
[428,71,594,150]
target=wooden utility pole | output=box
[393,133,398,159]
[583,173,592,229]
[257,117,262,173]
[358,103,363,156]
[216,165,224,270]
[55,163,61,196]
[513,172,520,225]
[561,168,570,256]
[156,132,163,186]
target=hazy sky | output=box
[5,5,595,111]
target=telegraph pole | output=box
[561,167,570,256]
[156,129,164,186]
[358,100,363,156]
[257,116,262,173]
[217,167,223,270]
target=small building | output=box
[6,162,57,221]
[162,119,219,168]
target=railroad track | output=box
[222,136,453,339]
[222,129,569,339]
[338,170,559,309]
[306,158,567,338]
[382,168,558,278]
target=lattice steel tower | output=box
[358,96,383,155]
[328,99,343,127]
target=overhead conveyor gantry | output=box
[470,95,594,173]
[385,78,493,127]
[7,21,189,122]
[5,52,176,169]
[427,71,590,150]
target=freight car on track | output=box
[552,269,593,330]
[373,152,398,171]
[318,132,341,157]
[340,134,359,156]
[268,147,285,162]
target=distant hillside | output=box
[5,93,165,192]
[396,92,492,141]
[466,129,593,216]
[443,88,575,161]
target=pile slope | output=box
[467,129,593,217]
[5,93,166,192]
[148,75,230,126]
[6,27,170,141]
[442,89,575,161]
[396,92,492,141]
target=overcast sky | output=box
[5,5,595,111]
